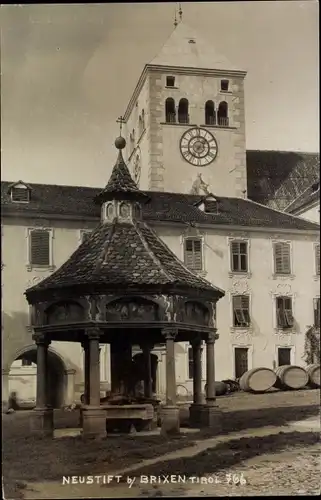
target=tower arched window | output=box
[178,98,189,124]
[205,100,216,126]
[141,109,145,130]
[218,101,229,127]
[165,98,176,123]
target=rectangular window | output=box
[273,242,291,274]
[234,347,248,379]
[184,238,202,271]
[188,347,193,379]
[220,79,229,92]
[29,229,50,267]
[232,295,250,327]
[278,347,291,366]
[314,298,320,328]
[276,296,294,329]
[166,76,175,87]
[11,187,30,203]
[230,240,248,272]
[315,244,320,276]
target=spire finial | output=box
[116,116,125,137]
[178,3,183,22]
[174,9,178,28]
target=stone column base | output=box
[189,403,204,428]
[160,405,180,436]
[30,407,54,438]
[199,404,222,433]
[82,406,106,438]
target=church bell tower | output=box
[122,18,247,198]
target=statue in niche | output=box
[190,173,210,196]
[185,301,209,325]
[106,300,158,322]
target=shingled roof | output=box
[246,150,320,211]
[25,140,225,302]
[2,180,319,231]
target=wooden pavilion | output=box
[25,136,225,438]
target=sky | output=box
[1,1,319,187]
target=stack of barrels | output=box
[238,364,320,393]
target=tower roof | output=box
[25,137,225,303]
[149,22,243,73]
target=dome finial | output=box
[115,116,126,149]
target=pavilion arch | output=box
[7,344,73,408]
[44,300,86,325]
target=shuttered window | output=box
[315,244,320,276]
[30,230,50,266]
[232,295,250,327]
[230,240,248,272]
[314,298,320,328]
[184,238,202,271]
[11,187,30,202]
[276,296,294,329]
[273,242,291,274]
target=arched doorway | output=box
[8,346,67,409]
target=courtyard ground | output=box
[2,388,320,499]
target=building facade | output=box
[2,22,320,406]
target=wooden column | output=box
[205,330,217,406]
[142,345,154,399]
[191,337,203,405]
[35,335,50,408]
[88,329,101,406]
[164,328,177,405]
[81,340,90,404]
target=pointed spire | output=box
[94,134,149,205]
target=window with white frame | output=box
[232,295,250,327]
[273,242,291,275]
[230,240,248,273]
[29,229,51,267]
[315,244,320,276]
[314,297,320,328]
[277,347,291,366]
[188,347,193,379]
[11,187,30,203]
[184,238,202,270]
[276,296,294,329]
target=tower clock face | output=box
[179,127,218,167]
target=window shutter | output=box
[274,242,291,274]
[11,187,30,202]
[184,238,202,270]
[30,230,50,266]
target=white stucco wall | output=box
[2,214,319,400]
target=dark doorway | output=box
[234,347,248,378]
[278,347,291,366]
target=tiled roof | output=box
[1,181,319,231]
[149,22,243,73]
[25,218,224,301]
[246,150,320,211]
[286,182,320,214]
[94,149,148,204]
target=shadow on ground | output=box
[115,431,320,480]
[3,397,320,499]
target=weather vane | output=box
[116,116,125,137]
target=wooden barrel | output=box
[239,367,277,393]
[306,364,321,388]
[274,365,309,390]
